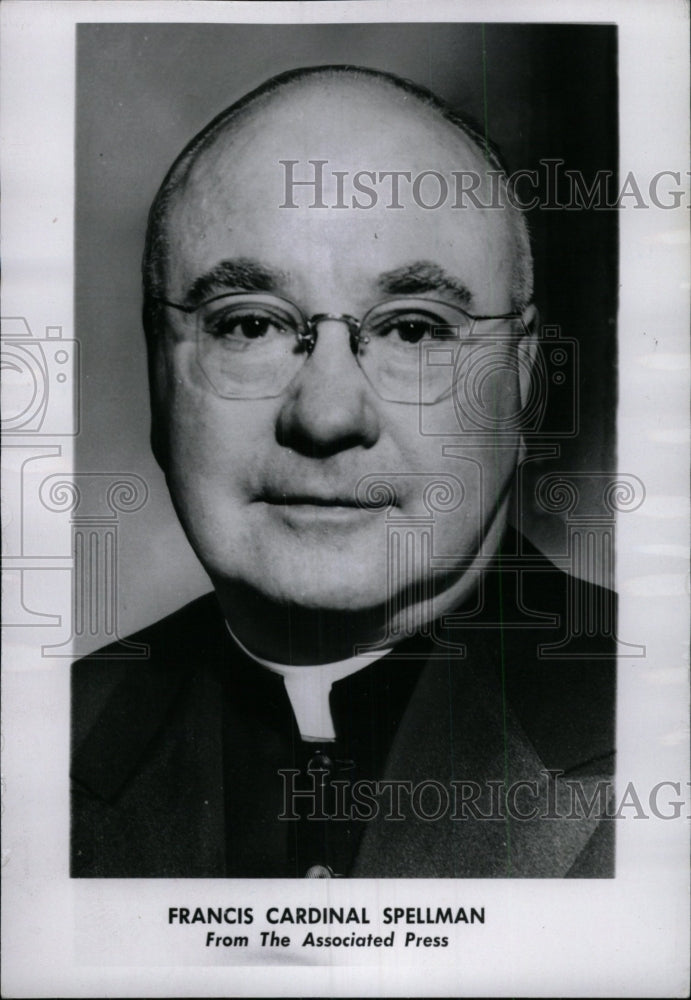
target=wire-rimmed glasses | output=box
[154,292,527,403]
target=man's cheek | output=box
[164,393,246,476]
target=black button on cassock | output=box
[307,752,334,773]
[304,864,334,878]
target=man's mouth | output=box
[267,494,358,507]
[257,490,394,512]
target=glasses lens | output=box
[359,298,472,403]
[196,294,305,398]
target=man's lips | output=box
[257,491,394,510]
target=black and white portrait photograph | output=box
[72,21,621,882]
[1,1,688,997]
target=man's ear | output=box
[516,303,539,412]
[150,406,168,473]
[145,330,169,473]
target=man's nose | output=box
[275,319,381,456]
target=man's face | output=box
[151,81,532,621]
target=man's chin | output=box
[222,556,388,613]
[249,571,389,614]
[238,524,391,607]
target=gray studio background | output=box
[76,23,617,641]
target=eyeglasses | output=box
[154,292,527,403]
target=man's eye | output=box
[205,310,288,342]
[375,315,456,344]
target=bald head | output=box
[142,66,533,337]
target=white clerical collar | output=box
[225,622,392,742]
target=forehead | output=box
[163,80,515,309]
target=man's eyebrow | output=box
[185,258,289,305]
[377,261,472,306]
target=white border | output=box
[2,1,689,997]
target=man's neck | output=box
[214,587,390,665]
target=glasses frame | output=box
[153,291,530,403]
